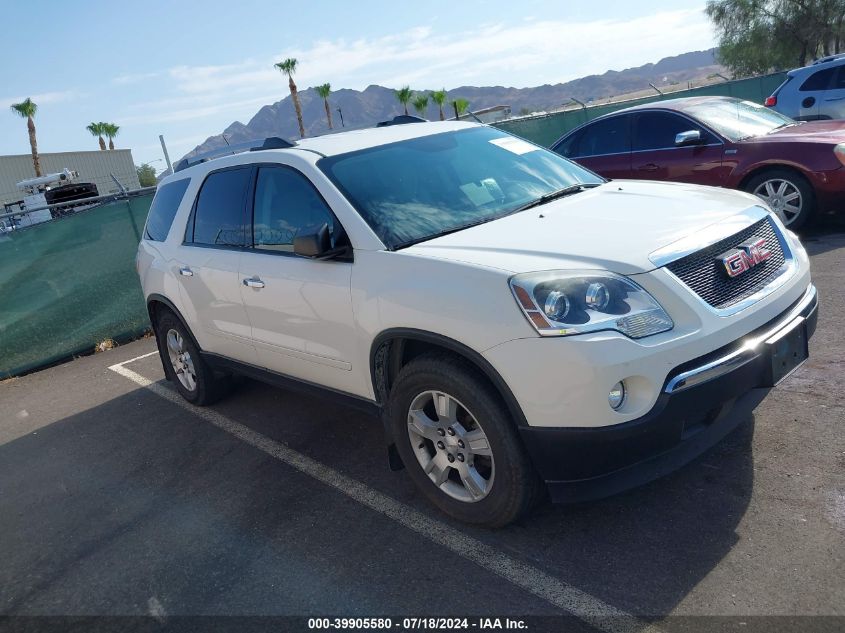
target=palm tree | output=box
[86,122,107,150]
[430,89,447,121]
[395,85,413,115]
[451,98,470,119]
[315,83,333,130]
[275,58,305,138]
[103,123,120,150]
[412,94,429,118]
[9,98,42,177]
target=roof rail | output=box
[812,52,845,65]
[375,115,427,128]
[173,137,295,172]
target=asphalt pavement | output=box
[0,226,843,633]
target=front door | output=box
[238,164,359,395]
[631,111,724,186]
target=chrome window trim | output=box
[664,284,816,393]
[651,207,798,317]
[563,109,725,159]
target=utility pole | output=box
[336,107,345,127]
[159,135,173,174]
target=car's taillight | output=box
[764,96,777,107]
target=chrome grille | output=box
[666,217,787,309]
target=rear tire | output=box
[155,310,229,406]
[744,168,815,230]
[386,352,544,527]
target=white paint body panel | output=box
[138,123,813,429]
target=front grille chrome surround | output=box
[661,212,796,316]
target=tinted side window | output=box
[633,112,714,151]
[552,130,582,158]
[145,179,190,241]
[252,166,336,253]
[834,66,845,89]
[800,67,835,91]
[575,116,630,156]
[191,167,251,246]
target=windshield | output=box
[683,99,797,141]
[318,127,603,249]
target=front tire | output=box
[155,310,228,406]
[744,168,815,230]
[386,353,543,527]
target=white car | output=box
[137,120,817,527]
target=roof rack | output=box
[375,115,427,128]
[173,136,295,173]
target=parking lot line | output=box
[108,356,661,633]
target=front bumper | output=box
[519,284,818,503]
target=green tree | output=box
[9,98,41,176]
[103,123,120,150]
[275,58,306,138]
[315,83,333,130]
[430,89,448,121]
[86,122,107,150]
[136,163,157,187]
[706,0,845,75]
[412,94,429,118]
[395,85,413,115]
[451,98,470,119]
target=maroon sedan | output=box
[551,96,845,228]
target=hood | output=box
[402,180,764,275]
[748,119,845,144]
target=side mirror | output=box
[294,223,331,258]
[675,129,702,146]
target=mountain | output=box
[181,49,722,160]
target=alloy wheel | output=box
[166,329,197,392]
[753,178,803,226]
[407,391,495,503]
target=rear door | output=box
[562,114,632,179]
[631,111,724,186]
[238,164,359,395]
[797,67,835,120]
[821,65,845,119]
[174,166,257,364]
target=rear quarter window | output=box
[144,178,191,242]
[800,67,836,91]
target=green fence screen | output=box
[0,194,154,378]
[493,73,788,147]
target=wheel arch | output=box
[735,162,813,191]
[369,328,529,428]
[146,293,203,352]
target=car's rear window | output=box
[144,178,190,242]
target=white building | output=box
[0,149,141,207]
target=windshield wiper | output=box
[511,182,601,213]
[390,182,601,251]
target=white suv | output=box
[137,120,817,527]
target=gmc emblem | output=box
[719,238,772,278]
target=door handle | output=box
[179,267,194,277]
[636,163,659,172]
[243,277,265,289]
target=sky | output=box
[0,0,715,168]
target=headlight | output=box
[510,271,674,338]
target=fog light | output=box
[608,381,625,410]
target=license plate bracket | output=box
[762,316,808,387]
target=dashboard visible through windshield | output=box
[318,127,603,249]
